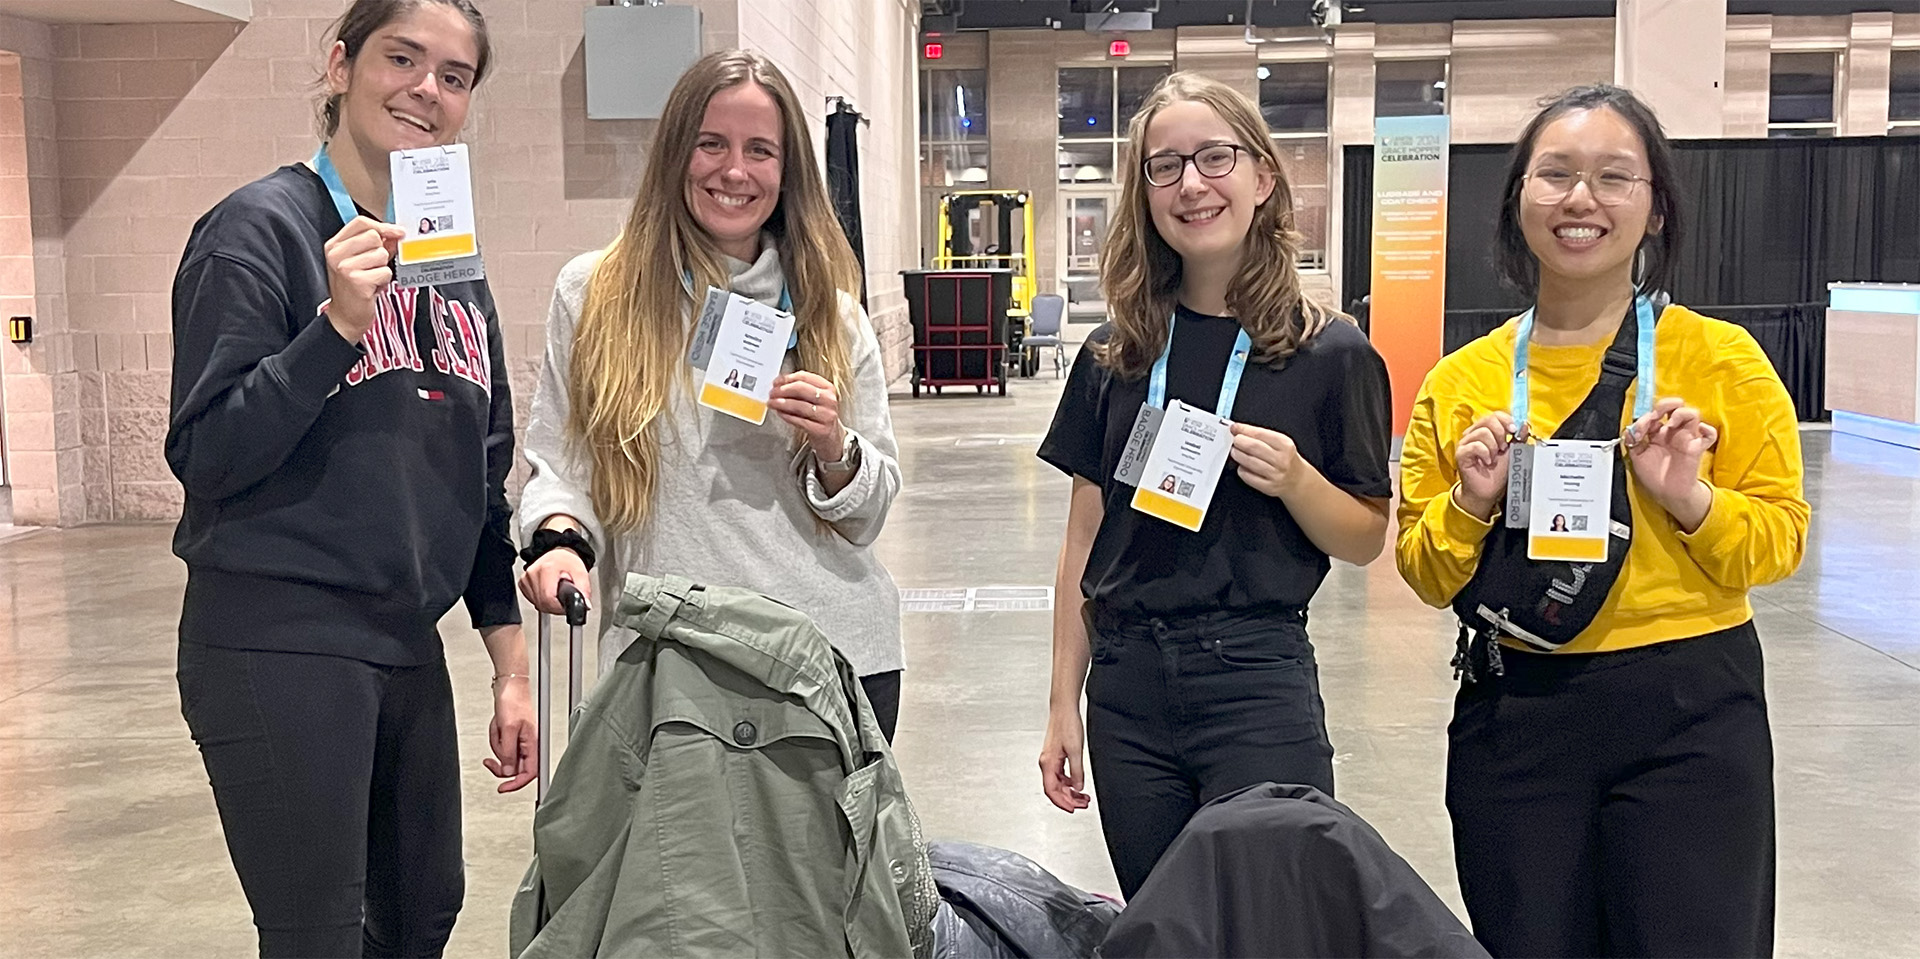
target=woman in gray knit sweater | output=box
[515,51,907,738]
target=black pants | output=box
[860,669,901,744]
[177,642,465,959]
[1447,622,1775,958]
[1084,604,1335,898]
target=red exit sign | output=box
[924,41,944,60]
[1109,39,1130,57]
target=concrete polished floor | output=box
[3,359,1918,957]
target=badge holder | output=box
[1123,399,1233,532]
[1524,436,1621,562]
[391,145,485,288]
[688,286,795,425]
[1111,318,1252,532]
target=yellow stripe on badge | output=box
[1528,534,1608,562]
[399,232,478,264]
[698,382,768,425]
[1132,487,1204,531]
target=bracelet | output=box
[519,527,596,571]
[491,672,528,688]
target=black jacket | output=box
[1100,783,1489,959]
[929,840,1119,959]
[166,164,518,665]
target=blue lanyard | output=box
[1148,314,1252,418]
[311,145,394,225]
[1512,294,1657,432]
[684,270,796,348]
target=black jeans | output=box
[1083,603,1335,899]
[860,669,902,744]
[1447,622,1775,958]
[177,642,465,959]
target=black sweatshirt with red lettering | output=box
[165,163,519,666]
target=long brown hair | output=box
[1096,71,1340,377]
[569,50,862,534]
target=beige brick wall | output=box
[0,0,916,526]
[0,12,71,527]
[986,31,1059,298]
[736,0,920,383]
[1448,19,1616,144]
[51,19,246,523]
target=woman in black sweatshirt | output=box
[163,3,532,956]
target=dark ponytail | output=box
[316,0,491,138]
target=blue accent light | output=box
[1830,286,1920,315]
[1833,411,1920,450]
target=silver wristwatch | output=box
[819,434,862,474]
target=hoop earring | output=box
[1632,246,1648,291]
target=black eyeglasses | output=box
[1141,144,1249,188]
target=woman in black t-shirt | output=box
[1036,72,1393,898]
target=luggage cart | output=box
[536,580,589,804]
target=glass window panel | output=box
[1271,136,1329,267]
[1117,66,1171,132]
[1259,61,1329,132]
[920,143,991,188]
[1766,125,1835,139]
[1059,68,1115,138]
[1058,141,1115,184]
[1769,52,1836,125]
[1375,59,1446,117]
[922,68,987,141]
[1891,50,1920,123]
[1064,196,1111,274]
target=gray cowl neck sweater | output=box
[520,241,905,676]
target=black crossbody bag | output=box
[1449,298,1657,679]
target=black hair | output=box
[317,0,491,138]
[1494,84,1683,299]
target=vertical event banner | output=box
[1369,115,1450,435]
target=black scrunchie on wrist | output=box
[519,527,596,572]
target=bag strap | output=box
[1596,298,1641,390]
[1555,294,1658,441]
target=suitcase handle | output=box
[536,578,589,805]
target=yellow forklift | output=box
[934,190,1035,316]
[933,190,1039,377]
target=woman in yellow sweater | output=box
[1396,85,1807,958]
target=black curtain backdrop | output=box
[825,105,868,307]
[1343,136,1919,421]
[1439,303,1827,422]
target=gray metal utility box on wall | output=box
[584,3,703,120]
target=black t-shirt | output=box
[1037,304,1393,617]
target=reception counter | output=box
[1826,283,1920,449]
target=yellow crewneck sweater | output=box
[1395,304,1809,653]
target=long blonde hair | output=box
[569,50,862,533]
[1096,72,1341,377]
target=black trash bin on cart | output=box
[901,268,1011,397]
